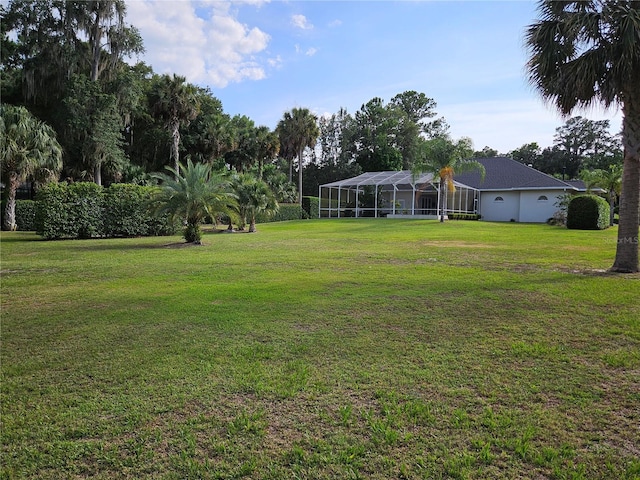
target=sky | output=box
[122,0,622,154]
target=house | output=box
[318,157,589,223]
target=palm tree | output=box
[414,136,485,222]
[231,173,278,232]
[254,126,280,180]
[151,159,237,243]
[149,74,200,179]
[595,165,623,226]
[526,1,640,273]
[1,105,62,231]
[276,108,319,206]
[578,168,603,194]
[600,164,623,227]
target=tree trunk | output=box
[288,158,293,183]
[171,120,180,179]
[611,90,640,273]
[609,192,615,227]
[249,214,256,233]
[94,163,102,186]
[439,178,446,222]
[2,174,19,231]
[611,152,639,272]
[298,148,304,206]
[90,19,102,82]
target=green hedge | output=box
[15,200,37,230]
[104,184,153,237]
[302,196,320,219]
[0,200,37,231]
[567,195,610,230]
[35,182,176,239]
[256,204,307,223]
[448,213,481,221]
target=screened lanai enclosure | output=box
[319,171,479,219]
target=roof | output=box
[455,157,578,191]
[320,157,582,192]
[322,170,439,189]
[564,179,605,193]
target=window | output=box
[494,196,504,202]
[537,195,548,202]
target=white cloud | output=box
[268,55,283,68]
[328,19,342,28]
[305,47,318,57]
[126,0,271,88]
[291,14,313,30]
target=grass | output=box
[1,219,639,479]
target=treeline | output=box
[1,1,623,200]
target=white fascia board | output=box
[478,186,579,192]
[452,181,479,191]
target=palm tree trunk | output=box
[611,91,640,273]
[2,174,19,231]
[611,152,639,272]
[249,214,256,233]
[171,120,180,179]
[609,192,615,227]
[298,148,304,206]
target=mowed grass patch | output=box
[1,219,638,479]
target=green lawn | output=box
[1,219,638,479]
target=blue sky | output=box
[126,0,621,153]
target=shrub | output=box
[15,200,37,231]
[36,182,178,240]
[68,182,105,238]
[448,213,481,221]
[567,195,610,230]
[146,213,178,236]
[256,204,307,223]
[302,196,320,219]
[104,184,151,237]
[35,183,76,239]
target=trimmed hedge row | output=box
[255,204,308,224]
[567,195,610,230]
[16,200,37,231]
[448,213,481,221]
[302,196,320,219]
[0,200,38,231]
[35,182,177,240]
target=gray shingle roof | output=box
[454,157,578,191]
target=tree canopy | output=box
[526,0,640,273]
[1,104,62,230]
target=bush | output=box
[448,213,481,221]
[15,200,37,230]
[567,195,610,230]
[35,182,177,240]
[35,183,76,239]
[302,196,320,219]
[68,182,105,238]
[104,184,151,237]
[256,204,307,223]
